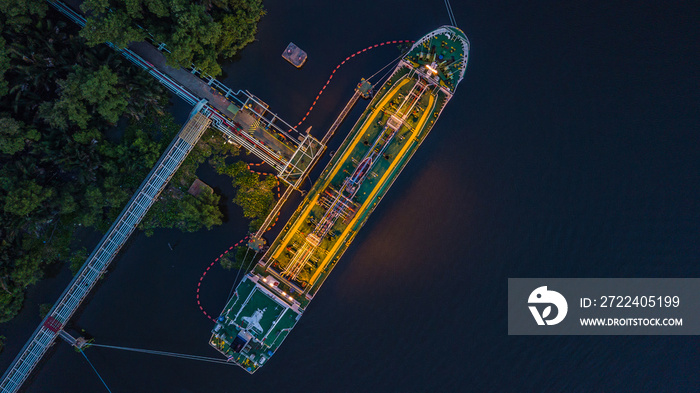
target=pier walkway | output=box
[251,82,369,243]
[1,2,375,391]
[49,0,323,189]
[0,110,211,393]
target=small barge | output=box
[282,42,307,68]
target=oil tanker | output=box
[210,26,470,373]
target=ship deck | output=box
[210,275,299,371]
[210,26,468,373]
[255,64,450,306]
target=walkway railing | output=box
[323,89,362,146]
[0,111,211,393]
[48,0,323,189]
[0,2,346,390]
[49,0,199,106]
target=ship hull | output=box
[210,26,469,373]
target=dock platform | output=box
[282,42,307,68]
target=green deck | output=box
[210,275,300,372]
[257,70,439,298]
[210,26,469,373]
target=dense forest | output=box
[80,0,265,76]
[0,0,272,324]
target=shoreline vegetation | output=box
[0,0,269,325]
[80,0,265,76]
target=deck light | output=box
[425,64,438,74]
[288,296,294,301]
[281,291,287,296]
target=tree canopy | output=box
[0,1,270,324]
[0,117,39,155]
[0,0,47,32]
[39,65,128,129]
[0,7,171,323]
[80,0,265,75]
[214,159,278,230]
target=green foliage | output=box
[10,255,42,288]
[0,289,24,323]
[80,7,145,48]
[217,161,254,187]
[216,2,265,58]
[0,1,263,324]
[170,128,238,188]
[38,302,52,318]
[0,0,47,31]
[140,187,223,236]
[219,253,234,270]
[3,180,53,216]
[233,176,277,230]
[0,9,172,323]
[0,117,39,155]
[80,0,265,75]
[68,248,88,276]
[40,65,128,129]
[219,246,249,270]
[0,35,10,97]
[137,128,256,238]
[138,128,254,236]
[234,245,250,267]
[215,161,277,230]
[72,129,101,145]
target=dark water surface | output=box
[2,0,699,391]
